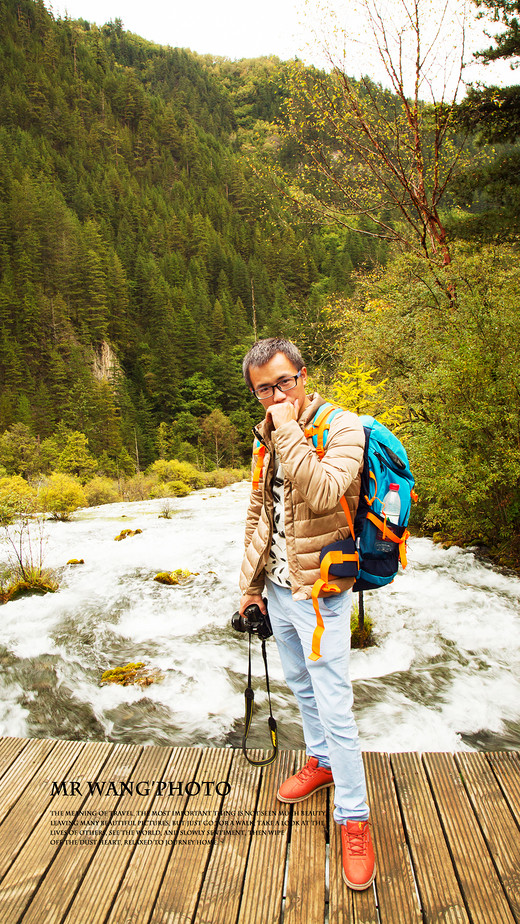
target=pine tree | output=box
[211,299,227,354]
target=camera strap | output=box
[242,634,278,766]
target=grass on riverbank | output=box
[1,569,58,603]
[0,513,59,604]
[350,599,374,648]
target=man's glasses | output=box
[252,371,303,400]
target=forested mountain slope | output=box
[1,0,519,565]
[0,0,382,469]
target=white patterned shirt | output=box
[265,453,292,588]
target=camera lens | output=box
[231,612,245,632]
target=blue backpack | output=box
[305,402,416,599]
[353,414,416,591]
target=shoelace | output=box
[346,823,369,856]
[296,762,317,782]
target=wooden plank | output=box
[0,739,114,924]
[0,737,57,823]
[0,737,30,776]
[59,744,175,924]
[0,739,516,924]
[149,746,234,924]
[391,752,469,923]
[17,743,142,924]
[363,751,421,923]
[0,738,85,881]
[423,752,515,924]
[455,751,520,923]
[283,750,328,924]
[193,749,262,924]
[487,751,520,828]
[105,747,205,924]
[236,749,295,924]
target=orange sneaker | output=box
[341,820,376,890]
[277,756,333,803]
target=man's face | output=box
[249,352,309,415]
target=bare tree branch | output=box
[266,0,473,272]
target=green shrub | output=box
[148,459,205,488]
[0,475,37,525]
[203,468,249,489]
[167,480,191,497]
[84,476,120,507]
[38,473,87,520]
[149,479,191,499]
[121,474,155,501]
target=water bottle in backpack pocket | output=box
[374,484,401,553]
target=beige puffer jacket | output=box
[239,393,365,601]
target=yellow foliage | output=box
[84,476,120,507]
[38,473,87,521]
[153,568,196,585]
[332,358,405,431]
[365,298,392,314]
[149,479,191,498]
[147,459,205,488]
[0,475,36,524]
[1,572,58,604]
[100,662,164,687]
[114,528,142,541]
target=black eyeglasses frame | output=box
[251,371,303,400]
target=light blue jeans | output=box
[266,577,368,823]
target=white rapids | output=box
[1,481,519,752]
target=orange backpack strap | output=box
[304,402,342,459]
[366,512,410,568]
[340,496,355,542]
[309,543,360,660]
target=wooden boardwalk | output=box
[0,737,519,923]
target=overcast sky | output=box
[48,0,518,93]
[49,0,307,61]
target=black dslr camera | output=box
[231,598,272,639]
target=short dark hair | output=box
[242,338,305,389]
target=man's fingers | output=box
[240,594,266,616]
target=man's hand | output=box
[239,593,267,617]
[268,399,300,430]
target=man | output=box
[238,337,375,891]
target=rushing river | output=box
[1,481,519,752]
